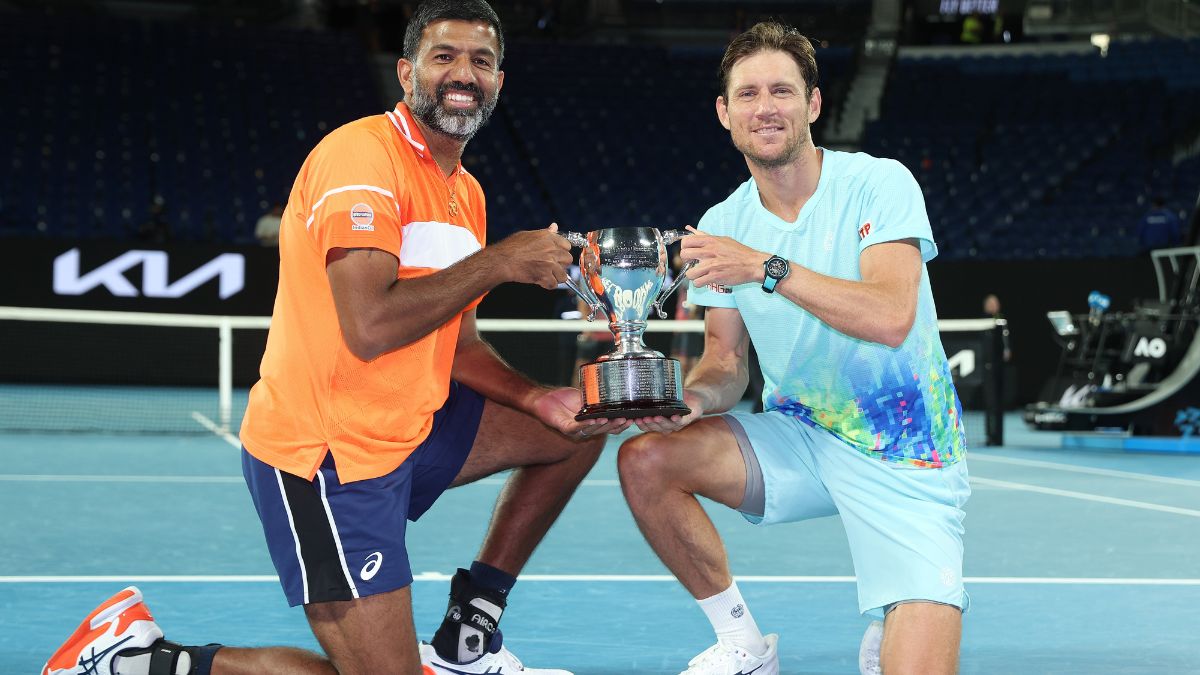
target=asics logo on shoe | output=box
[76,635,134,675]
[360,552,383,581]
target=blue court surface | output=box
[3,413,1200,674]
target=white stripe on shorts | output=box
[315,470,359,599]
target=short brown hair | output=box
[719,22,818,98]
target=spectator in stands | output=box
[1138,196,1183,251]
[618,21,969,675]
[960,12,985,44]
[254,202,284,246]
[136,197,171,244]
[44,3,626,675]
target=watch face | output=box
[766,257,788,279]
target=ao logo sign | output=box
[1134,336,1167,359]
[53,248,245,299]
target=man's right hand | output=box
[486,223,573,289]
[630,389,706,434]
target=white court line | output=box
[191,411,240,448]
[971,476,1200,518]
[5,472,1192,515]
[970,453,1200,488]
[188,411,621,489]
[72,417,1200,518]
[2,574,1199,586]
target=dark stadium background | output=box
[1,0,1197,408]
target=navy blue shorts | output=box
[243,382,486,607]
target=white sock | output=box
[697,581,768,654]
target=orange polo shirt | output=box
[240,103,487,484]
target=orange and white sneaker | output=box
[43,586,164,675]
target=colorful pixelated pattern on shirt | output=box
[688,149,966,467]
[766,332,966,467]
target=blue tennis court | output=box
[3,411,1199,674]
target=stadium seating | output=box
[0,10,379,243]
[863,38,1200,260]
[2,5,1192,261]
[466,42,852,239]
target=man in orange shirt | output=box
[43,3,626,675]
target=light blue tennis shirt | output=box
[689,149,966,467]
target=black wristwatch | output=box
[762,255,790,293]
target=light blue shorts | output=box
[724,410,971,619]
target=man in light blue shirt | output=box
[619,21,969,675]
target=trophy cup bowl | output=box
[561,227,693,421]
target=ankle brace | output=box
[114,639,192,675]
[430,568,507,663]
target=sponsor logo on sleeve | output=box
[350,203,375,231]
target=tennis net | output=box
[0,306,1004,446]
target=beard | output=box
[407,74,498,142]
[734,124,809,169]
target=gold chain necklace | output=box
[448,182,459,217]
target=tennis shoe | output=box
[421,640,572,674]
[42,586,164,675]
[679,634,779,675]
[859,620,883,675]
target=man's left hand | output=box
[532,386,633,438]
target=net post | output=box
[219,317,233,432]
[985,318,1006,446]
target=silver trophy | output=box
[561,227,693,421]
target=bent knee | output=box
[617,433,689,488]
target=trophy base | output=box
[575,357,689,421]
[575,401,692,421]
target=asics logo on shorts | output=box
[360,552,383,581]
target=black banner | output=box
[0,238,280,315]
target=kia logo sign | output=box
[53,248,246,299]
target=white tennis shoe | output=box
[679,634,779,675]
[420,641,572,674]
[859,620,883,675]
[42,586,166,675]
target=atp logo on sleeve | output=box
[858,222,872,240]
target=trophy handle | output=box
[652,259,697,319]
[557,231,603,321]
[660,229,687,245]
[563,276,603,322]
[560,230,589,248]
